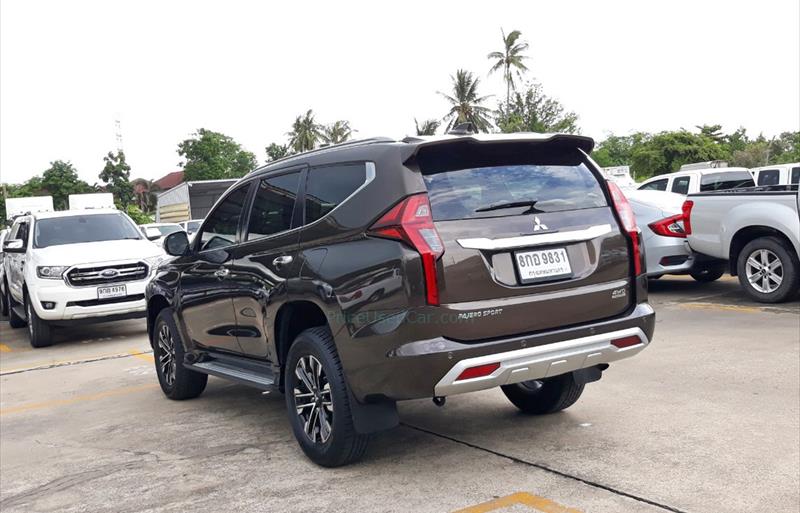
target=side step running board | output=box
[186,360,276,390]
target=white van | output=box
[750,163,800,187]
[637,167,754,195]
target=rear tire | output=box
[26,297,53,348]
[736,236,799,303]
[285,326,369,467]
[690,263,725,282]
[501,373,585,414]
[7,288,25,329]
[153,308,207,400]
[0,282,8,317]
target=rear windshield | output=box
[699,172,754,191]
[34,213,142,248]
[422,163,607,221]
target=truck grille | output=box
[66,262,149,286]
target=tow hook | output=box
[432,396,446,407]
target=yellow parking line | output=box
[453,492,582,513]
[129,349,154,363]
[0,383,159,416]
[679,302,762,314]
[0,343,12,353]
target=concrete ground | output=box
[0,275,798,513]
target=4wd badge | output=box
[611,287,627,299]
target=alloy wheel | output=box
[157,323,177,387]
[745,249,783,294]
[293,355,333,444]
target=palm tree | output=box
[287,110,324,153]
[323,120,353,145]
[439,70,493,133]
[414,118,440,136]
[487,29,530,115]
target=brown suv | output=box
[147,133,655,466]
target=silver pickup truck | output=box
[685,185,800,303]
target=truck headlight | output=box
[37,266,68,279]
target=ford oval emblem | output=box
[100,268,120,278]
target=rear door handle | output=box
[272,256,293,267]
[214,267,230,278]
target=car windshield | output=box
[186,221,202,233]
[34,213,142,248]
[155,225,183,236]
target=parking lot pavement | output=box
[1,276,798,513]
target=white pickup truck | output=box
[685,186,800,303]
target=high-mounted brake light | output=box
[606,181,643,276]
[681,200,694,235]
[368,193,445,305]
[648,214,686,238]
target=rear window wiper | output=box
[475,200,544,214]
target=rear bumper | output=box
[342,301,655,402]
[434,326,647,396]
[644,236,695,277]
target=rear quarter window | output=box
[304,163,367,224]
[757,169,780,186]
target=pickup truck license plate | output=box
[515,247,572,283]
[97,284,127,300]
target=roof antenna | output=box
[447,122,476,135]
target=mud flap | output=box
[347,387,399,434]
[572,365,605,385]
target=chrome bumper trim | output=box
[433,327,648,397]
[457,224,613,251]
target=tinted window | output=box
[422,163,606,221]
[639,179,668,191]
[757,169,780,186]
[186,220,202,234]
[671,176,691,195]
[699,172,755,191]
[305,164,367,224]
[198,184,250,251]
[33,214,141,248]
[791,167,800,184]
[246,172,301,240]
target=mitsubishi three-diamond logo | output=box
[532,216,548,232]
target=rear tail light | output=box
[606,181,643,276]
[648,214,686,238]
[368,193,445,305]
[681,200,694,235]
[455,363,500,381]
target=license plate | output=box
[98,284,127,300]
[515,247,572,283]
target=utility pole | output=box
[114,115,124,153]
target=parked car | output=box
[685,185,800,302]
[637,168,754,195]
[146,133,655,467]
[2,209,166,347]
[0,227,8,316]
[750,163,800,187]
[178,219,203,236]
[625,190,724,281]
[139,222,185,247]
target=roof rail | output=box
[250,137,396,173]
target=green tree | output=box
[99,150,133,207]
[495,82,579,134]
[592,133,648,168]
[323,120,353,145]
[287,110,324,153]
[40,160,93,210]
[124,204,152,224]
[265,142,291,163]
[696,124,724,143]
[630,131,726,178]
[131,178,160,214]
[414,118,440,136]
[177,129,257,181]
[439,69,493,133]
[487,29,529,118]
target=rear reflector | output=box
[611,335,642,349]
[455,363,500,381]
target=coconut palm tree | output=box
[323,120,353,145]
[414,118,440,136]
[287,110,324,153]
[487,29,530,115]
[439,70,493,133]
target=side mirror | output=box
[145,227,162,241]
[3,239,24,253]
[164,231,191,257]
